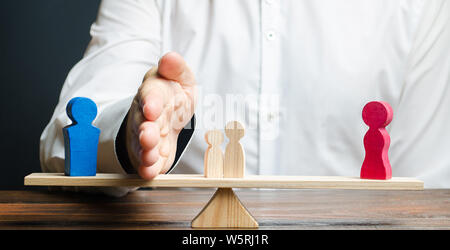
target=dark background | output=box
[0,0,101,189]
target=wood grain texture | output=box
[191,188,258,228]
[0,190,448,230]
[204,130,224,178]
[224,121,245,178]
[24,173,424,190]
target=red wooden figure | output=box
[360,101,393,180]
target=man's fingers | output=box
[157,52,196,86]
[139,80,172,121]
[138,157,166,180]
[141,148,160,167]
[142,92,164,121]
[139,121,160,150]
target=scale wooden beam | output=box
[24,173,424,190]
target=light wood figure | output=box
[204,130,224,178]
[192,121,258,228]
[224,121,245,178]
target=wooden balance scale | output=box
[24,172,423,228]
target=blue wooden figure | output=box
[63,97,101,176]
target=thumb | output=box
[157,52,196,87]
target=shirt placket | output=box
[259,0,281,175]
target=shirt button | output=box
[266,31,276,41]
[267,112,278,122]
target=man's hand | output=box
[125,52,197,180]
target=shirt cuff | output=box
[115,113,196,174]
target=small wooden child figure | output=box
[204,130,224,178]
[360,101,393,180]
[224,121,245,178]
[63,97,101,176]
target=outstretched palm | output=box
[126,52,197,180]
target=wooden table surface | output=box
[0,189,449,229]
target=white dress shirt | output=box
[40,0,450,196]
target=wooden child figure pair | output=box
[194,120,258,228]
[204,121,245,178]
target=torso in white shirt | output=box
[161,0,450,189]
[41,0,450,190]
